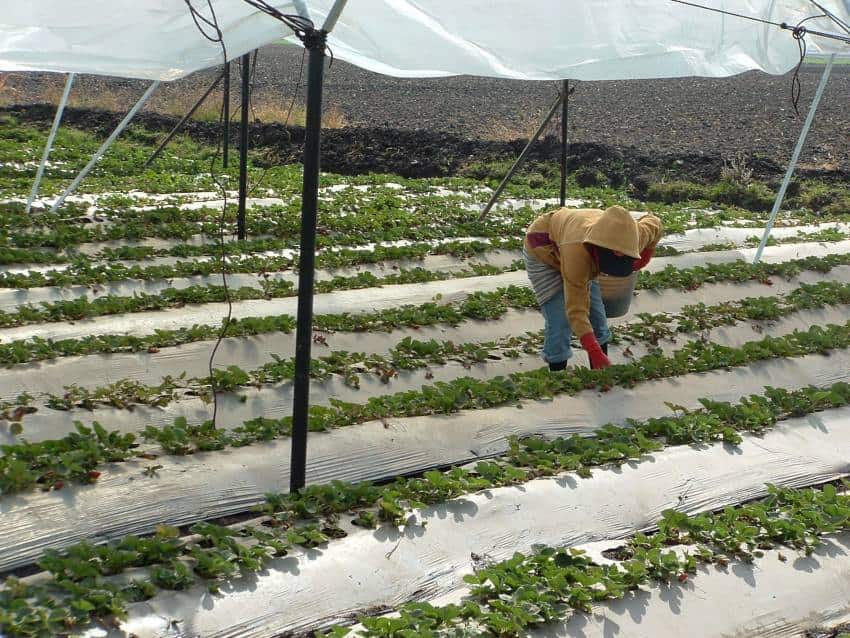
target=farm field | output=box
[1,111,850,638]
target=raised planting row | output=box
[0,188,537,252]
[1,266,843,421]
[5,159,850,260]
[24,404,850,638]
[0,250,844,376]
[0,262,518,328]
[3,315,850,497]
[0,251,523,317]
[2,380,849,637]
[2,223,849,295]
[319,483,850,638]
[0,238,519,287]
[1,328,846,573]
[105,402,850,638]
[0,233,501,269]
[17,279,850,416]
[1,244,848,343]
[9,294,845,462]
[3,215,846,282]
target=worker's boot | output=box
[548,360,568,372]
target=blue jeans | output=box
[539,281,610,364]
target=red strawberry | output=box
[53,481,65,490]
[87,470,102,480]
[677,573,689,583]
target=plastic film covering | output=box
[0,1,848,81]
[111,408,850,637]
[2,350,849,574]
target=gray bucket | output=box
[598,271,638,318]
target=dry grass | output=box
[153,90,349,128]
[482,111,560,143]
[0,73,348,129]
[0,72,22,106]
[720,151,754,186]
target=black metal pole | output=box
[559,80,569,207]
[237,54,250,241]
[223,62,230,168]
[478,92,564,221]
[289,31,327,493]
[143,71,224,169]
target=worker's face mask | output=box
[597,247,634,277]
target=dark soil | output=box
[805,623,850,638]
[3,45,848,183]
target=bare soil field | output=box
[2,44,847,182]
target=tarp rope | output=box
[184,0,234,428]
[670,0,847,114]
[184,0,314,427]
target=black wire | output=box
[790,29,806,115]
[788,13,829,116]
[247,49,260,123]
[669,0,785,27]
[183,0,233,428]
[667,1,843,118]
[239,0,315,38]
[247,46,307,198]
[185,0,322,426]
[808,0,850,34]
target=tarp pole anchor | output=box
[559,79,569,207]
[223,62,231,168]
[26,72,74,214]
[237,53,251,241]
[478,89,565,221]
[143,71,224,170]
[50,81,160,213]
[290,0,350,493]
[753,53,835,264]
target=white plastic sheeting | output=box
[110,407,850,637]
[0,1,848,81]
[1,240,847,345]
[2,350,848,573]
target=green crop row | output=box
[0,262,514,329]
[323,482,850,637]
[34,280,850,413]
[1,251,848,366]
[2,378,849,637]
[4,318,850,496]
[2,223,847,289]
[0,237,521,286]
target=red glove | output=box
[580,333,611,370]
[632,246,655,271]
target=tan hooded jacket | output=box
[524,206,663,337]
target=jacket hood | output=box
[584,205,640,259]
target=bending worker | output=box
[523,205,662,371]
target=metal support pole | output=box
[322,0,349,30]
[26,73,74,214]
[289,30,328,493]
[237,54,250,241]
[50,81,160,213]
[143,72,224,170]
[753,54,835,264]
[223,62,231,168]
[559,79,569,207]
[478,92,564,221]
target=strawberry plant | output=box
[323,482,850,637]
